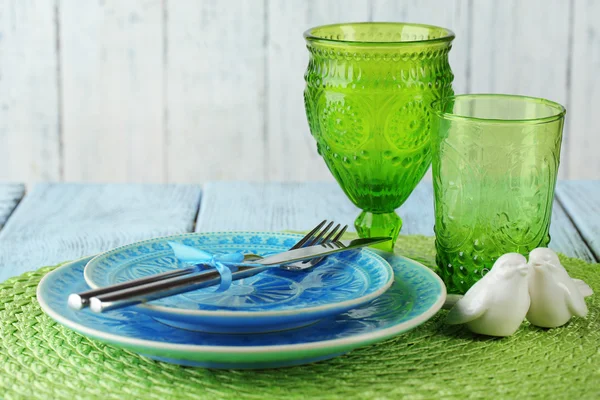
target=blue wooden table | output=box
[0,181,598,282]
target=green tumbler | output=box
[430,94,566,294]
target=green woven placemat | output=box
[1,235,599,399]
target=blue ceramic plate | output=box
[38,253,445,369]
[84,232,394,333]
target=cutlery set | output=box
[69,221,387,312]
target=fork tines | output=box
[303,220,347,247]
[280,220,348,271]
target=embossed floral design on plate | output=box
[83,232,393,333]
[180,274,302,309]
[37,252,445,369]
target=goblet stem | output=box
[354,211,402,252]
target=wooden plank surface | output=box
[549,197,596,263]
[195,181,435,234]
[60,0,165,182]
[195,181,359,232]
[0,183,201,282]
[0,0,61,183]
[166,0,266,182]
[196,181,594,262]
[555,181,600,261]
[0,180,595,282]
[566,0,600,179]
[0,184,25,230]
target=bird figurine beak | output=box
[518,263,529,276]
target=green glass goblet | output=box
[303,22,455,251]
[430,94,566,294]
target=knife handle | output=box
[89,265,268,313]
[68,265,198,310]
[69,253,265,310]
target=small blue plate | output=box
[84,232,394,333]
[38,253,445,369]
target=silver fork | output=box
[281,221,348,271]
[69,220,346,310]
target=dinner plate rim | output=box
[82,231,395,318]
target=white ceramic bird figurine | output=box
[527,248,593,328]
[446,253,530,337]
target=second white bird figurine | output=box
[446,253,530,337]
[527,248,593,328]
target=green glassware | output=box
[304,22,455,251]
[431,94,566,294]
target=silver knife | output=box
[87,237,390,313]
[249,237,388,265]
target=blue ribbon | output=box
[168,242,262,292]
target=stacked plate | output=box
[37,232,446,369]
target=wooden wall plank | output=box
[166,0,266,182]
[555,181,600,261]
[265,0,370,181]
[2,1,599,183]
[566,0,600,179]
[0,184,25,230]
[399,182,435,236]
[60,0,164,182]
[371,0,470,94]
[470,0,570,102]
[0,0,60,182]
[0,183,201,281]
[470,0,571,178]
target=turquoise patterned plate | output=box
[84,232,394,333]
[38,252,445,369]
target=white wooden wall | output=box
[0,0,598,183]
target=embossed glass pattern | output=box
[431,94,566,294]
[304,23,455,251]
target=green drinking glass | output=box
[430,94,566,294]
[304,22,455,251]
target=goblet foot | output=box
[354,211,402,252]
